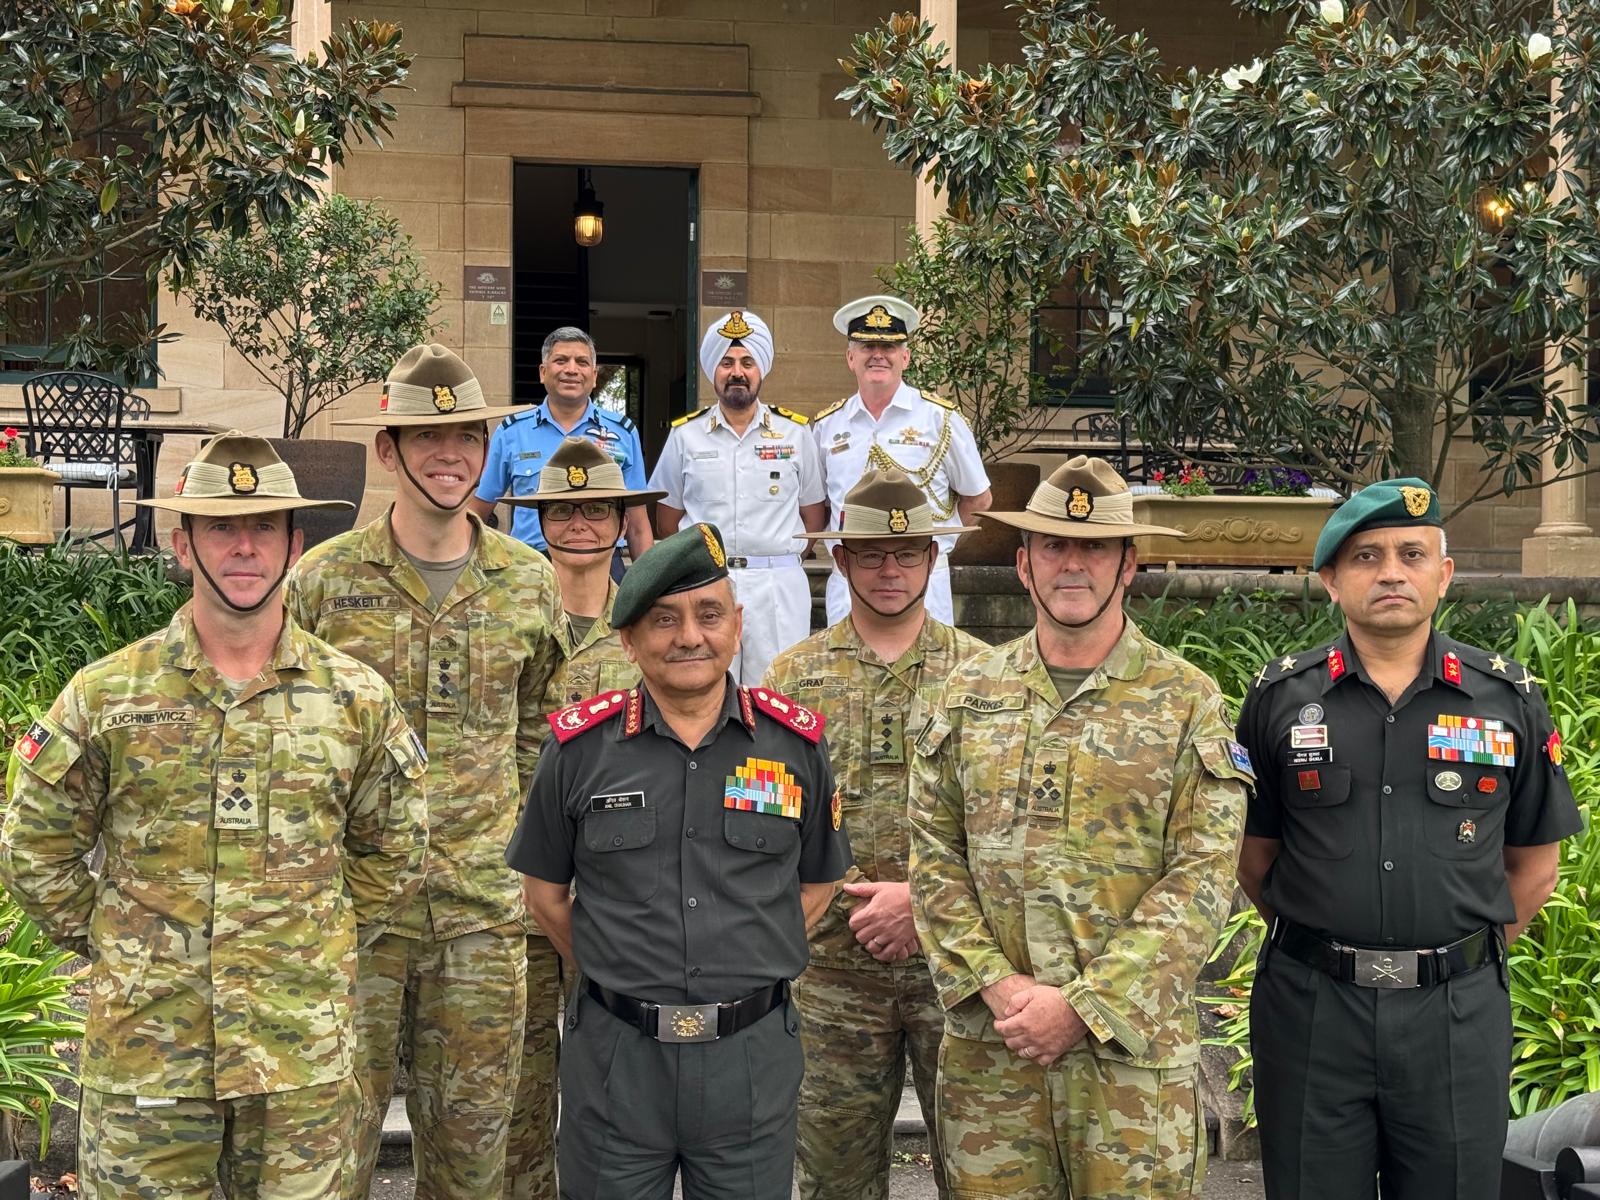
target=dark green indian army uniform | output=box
[506,523,852,1200]
[1239,634,1580,1198]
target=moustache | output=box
[664,650,715,663]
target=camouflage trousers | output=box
[793,962,948,1200]
[936,1035,1204,1200]
[77,1077,355,1199]
[351,924,528,1200]
[503,934,564,1200]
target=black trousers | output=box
[1251,943,1512,1200]
[557,987,804,1200]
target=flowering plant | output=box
[0,428,38,468]
[1240,467,1312,497]
[1152,464,1213,497]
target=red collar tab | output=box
[548,690,628,744]
[1443,651,1463,686]
[1327,647,1346,682]
[738,685,756,732]
[746,686,825,744]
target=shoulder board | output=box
[773,406,810,426]
[607,412,637,432]
[744,686,825,744]
[504,407,537,425]
[1452,642,1531,689]
[925,392,957,410]
[814,398,848,421]
[670,406,711,428]
[548,689,629,744]
[1251,644,1334,691]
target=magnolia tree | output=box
[840,0,1600,511]
[0,0,410,380]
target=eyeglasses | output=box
[841,545,932,569]
[540,500,620,522]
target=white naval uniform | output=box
[648,401,825,684]
[812,382,989,625]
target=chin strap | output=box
[390,426,482,512]
[1027,539,1129,630]
[184,513,295,615]
[844,569,930,622]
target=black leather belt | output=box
[1271,919,1497,989]
[586,979,786,1043]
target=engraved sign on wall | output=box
[464,265,512,303]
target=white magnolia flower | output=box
[293,110,306,135]
[1221,59,1263,91]
[1221,68,1242,91]
[1127,202,1144,228]
[1320,0,1345,25]
[1527,32,1553,62]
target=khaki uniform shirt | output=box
[765,615,983,970]
[0,606,428,1100]
[287,512,561,940]
[910,620,1253,1068]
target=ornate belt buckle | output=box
[656,1003,720,1043]
[726,557,748,569]
[1351,947,1418,988]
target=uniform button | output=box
[1382,785,1393,795]
[1385,937,1396,944]
[612,835,623,847]
[689,761,698,771]
[1386,715,1395,724]
[686,827,697,838]
[1383,860,1395,871]
[687,897,698,909]
[756,836,767,848]
[690,967,701,978]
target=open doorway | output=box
[512,164,696,465]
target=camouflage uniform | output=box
[766,615,982,1200]
[287,511,562,1200]
[910,621,1251,1200]
[1,605,428,1199]
[505,585,638,1200]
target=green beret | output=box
[1313,477,1443,570]
[611,522,731,628]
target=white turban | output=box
[700,310,774,385]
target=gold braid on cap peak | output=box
[718,311,754,339]
[866,416,956,519]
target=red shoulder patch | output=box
[746,686,825,744]
[548,690,628,744]
[1327,647,1346,682]
[1443,651,1463,686]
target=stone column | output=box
[1522,4,1600,576]
[914,0,957,239]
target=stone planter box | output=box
[0,466,60,545]
[1131,494,1337,571]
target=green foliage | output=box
[0,427,37,469]
[880,217,1061,460]
[838,1,1600,512]
[0,0,411,380]
[1143,593,1598,1122]
[0,891,86,1155]
[186,194,443,437]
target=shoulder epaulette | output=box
[670,406,711,428]
[814,398,848,421]
[744,686,825,744]
[613,413,637,433]
[925,392,957,411]
[548,689,629,743]
[1250,644,1336,691]
[773,406,810,426]
[1452,642,1533,692]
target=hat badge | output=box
[1400,485,1431,517]
[229,462,260,495]
[432,384,458,413]
[1066,487,1094,521]
[887,508,910,534]
[566,464,589,489]
[864,304,893,330]
[719,311,754,340]
[699,523,726,569]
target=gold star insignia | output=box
[1489,654,1508,673]
[1278,655,1297,672]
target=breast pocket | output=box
[1067,721,1177,868]
[467,610,522,735]
[1280,764,1354,860]
[510,462,542,497]
[267,729,354,880]
[1424,766,1509,860]
[722,809,799,899]
[317,604,408,686]
[582,806,661,903]
[103,721,211,878]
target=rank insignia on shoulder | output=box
[1327,646,1346,681]
[1443,651,1462,686]
[747,687,825,743]
[548,690,628,743]
[14,721,51,764]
